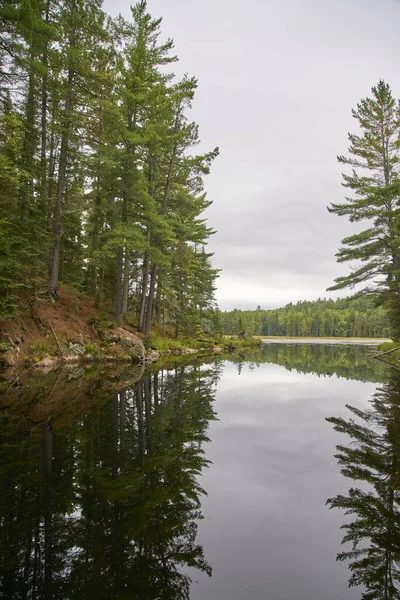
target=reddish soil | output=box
[0,284,141,365]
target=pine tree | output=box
[328,81,400,339]
[0,0,219,331]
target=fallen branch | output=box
[373,345,400,371]
[374,345,400,359]
[48,320,63,356]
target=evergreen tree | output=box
[0,0,219,337]
[328,81,400,339]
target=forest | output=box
[0,0,219,339]
[2,1,400,347]
[220,297,391,338]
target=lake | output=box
[0,342,396,599]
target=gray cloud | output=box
[103,0,400,309]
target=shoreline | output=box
[257,336,391,345]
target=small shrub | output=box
[85,343,101,358]
[28,341,54,359]
[0,342,9,353]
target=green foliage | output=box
[328,81,400,340]
[223,336,262,350]
[84,343,96,355]
[221,296,391,338]
[0,0,219,338]
[27,340,54,359]
[148,331,206,351]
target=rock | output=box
[104,331,119,343]
[212,347,223,353]
[182,348,198,355]
[145,350,160,363]
[68,342,85,355]
[36,357,57,368]
[104,328,145,361]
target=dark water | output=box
[0,343,397,599]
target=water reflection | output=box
[231,342,387,382]
[327,370,400,598]
[0,364,219,599]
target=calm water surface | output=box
[0,343,396,599]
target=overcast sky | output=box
[103,0,400,310]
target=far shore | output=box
[255,336,392,345]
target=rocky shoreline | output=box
[0,285,258,371]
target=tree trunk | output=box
[49,67,74,297]
[154,274,162,320]
[143,143,177,338]
[137,229,150,332]
[19,45,37,223]
[40,0,50,217]
[90,173,101,298]
[121,247,130,321]
[115,158,129,321]
[143,262,157,338]
[114,247,124,325]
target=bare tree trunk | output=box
[40,0,50,215]
[47,105,57,280]
[114,247,124,325]
[114,156,129,322]
[90,173,101,298]
[143,144,177,338]
[137,228,150,332]
[19,47,37,222]
[121,247,130,321]
[154,274,162,321]
[49,67,74,297]
[143,263,157,338]
[99,265,105,308]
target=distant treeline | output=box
[220,297,391,338]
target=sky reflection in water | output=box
[0,343,392,599]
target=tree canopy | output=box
[220,296,391,338]
[328,81,400,340]
[0,0,219,339]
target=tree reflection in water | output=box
[327,370,400,599]
[0,363,220,599]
